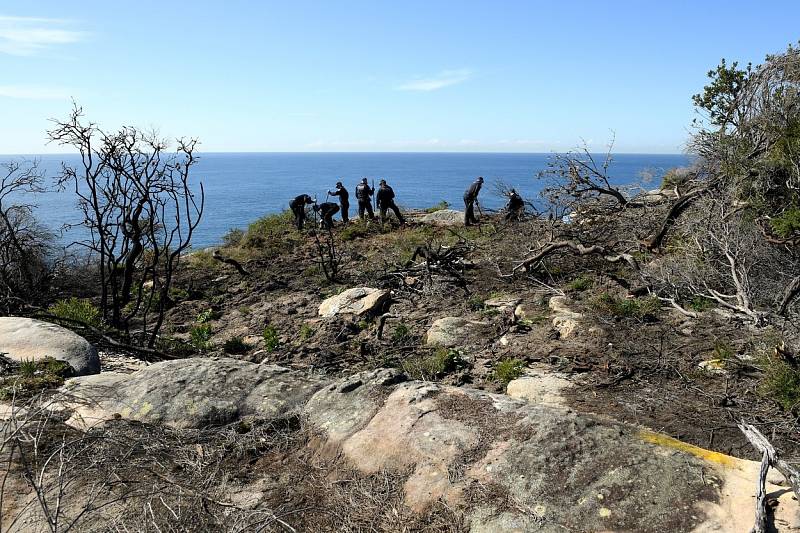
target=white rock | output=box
[0,317,99,376]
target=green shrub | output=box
[759,357,800,411]
[402,347,462,380]
[491,358,525,385]
[48,297,101,327]
[424,200,450,213]
[241,211,297,250]
[263,325,280,352]
[196,309,220,323]
[591,293,661,320]
[190,324,213,350]
[223,336,250,355]
[298,324,314,341]
[340,222,370,241]
[770,208,800,238]
[18,359,37,378]
[392,323,411,342]
[156,336,195,358]
[689,295,714,312]
[467,295,485,311]
[222,227,245,247]
[566,275,593,292]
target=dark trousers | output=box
[505,207,523,222]
[292,206,306,230]
[340,202,349,223]
[358,200,374,219]
[464,199,478,225]
[379,201,404,224]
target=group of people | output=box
[289,176,525,231]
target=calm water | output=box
[6,152,690,248]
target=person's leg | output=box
[366,202,375,219]
[297,210,306,230]
[380,206,388,223]
[341,203,349,223]
[358,202,365,219]
[391,202,404,224]
[464,201,474,225]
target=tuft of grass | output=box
[298,324,314,341]
[467,295,485,312]
[223,336,250,355]
[48,297,101,327]
[402,348,463,381]
[263,325,280,352]
[491,358,525,385]
[566,275,593,292]
[759,357,800,411]
[190,324,213,350]
[222,227,245,247]
[590,293,661,321]
[240,210,299,253]
[0,357,72,400]
[156,336,195,358]
[340,222,370,241]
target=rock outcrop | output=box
[59,357,325,429]
[425,316,491,347]
[0,317,100,376]
[420,209,465,226]
[548,296,583,338]
[318,287,390,318]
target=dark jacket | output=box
[508,192,524,210]
[464,180,482,203]
[330,186,349,204]
[318,202,340,216]
[376,185,395,207]
[355,183,373,202]
[290,194,313,209]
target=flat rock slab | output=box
[425,316,492,348]
[59,357,326,429]
[308,379,800,532]
[0,317,99,376]
[420,209,465,226]
[318,287,389,318]
[506,367,573,407]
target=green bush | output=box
[392,323,411,343]
[222,227,245,247]
[156,336,195,358]
[340,222,370,241]
[402,348,462,380]
[591,293,661,320]
[467,295,485,311]
[491,358,525,385]
[48,297,101,327]
[689,295,714,312]
[770,208,800,238]
[190,324,213,350]
[759,357,800,411]
[196,309,221,323]
[566,275,593,292]
[424,200,450,213]
[241,210,298,251]
[223,336,250,355]
[263,325,280,352]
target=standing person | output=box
[314,201,340,229]
[505,188,525,221]
[289,194,314,230]
[463,176,484,226]
[376,179,405,225]
[327,181,350,223]
[355,178,375,220]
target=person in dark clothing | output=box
[376,179,405,225]
[289,194,314,230]
[355,178,375,220]
[327,181,350,223]
[314,202,340,229]
[505,188,525,221]
[463,176,484,226]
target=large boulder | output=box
[318,287,390,318]
[420,209,464,226]
[0,317,99,376]
[307,378,800,532]
[59,357,325,429]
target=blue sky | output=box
[1,1,798,154]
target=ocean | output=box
[5,152,690,248]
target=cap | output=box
[361,177,368,183]
[379,179,386,185]
[336,181,343,187]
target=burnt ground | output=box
[157,211,800,464]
